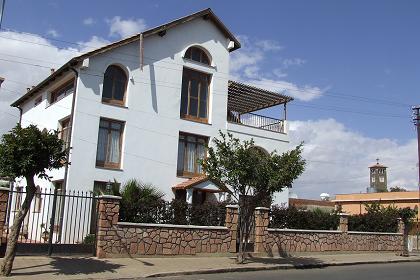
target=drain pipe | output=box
[53,67,78,247]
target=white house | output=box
[11,9,292,214]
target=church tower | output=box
[368,159,388,192]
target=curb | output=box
[145,258,420,278]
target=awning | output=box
[172,176,229,193]
[228,80,293,114]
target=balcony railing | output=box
[227,111,285,133]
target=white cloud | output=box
[255,40,283,51]
[83,17,95,26]
[246,78,324,101]
[283,58,306,68]
[46,29,60,38]
[107,16,147,38]
[230,36,324,101]
[77,36,110,53]
[289,119,418,199]
[0,31,100,134]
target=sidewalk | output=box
[2,252,420,279]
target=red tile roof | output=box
[172,175,209,190]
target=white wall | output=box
[18,17,291,206]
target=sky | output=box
[0,0,419,199]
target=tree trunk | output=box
[1,176,36,276]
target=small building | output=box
[289,198,335,212]
[333,191,419,217]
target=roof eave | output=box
[11,58,80,107]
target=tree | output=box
[201,132,305,263]
[389,186,407,192]
[0,124,67,276]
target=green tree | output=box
[389,186,407,192]
[201,132,305,263]
[0,124,67,276]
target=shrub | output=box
[270,205,339,230]
[348,202,416,233]
[83,234,96,245]
[118,179,166,223]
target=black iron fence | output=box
[5,187,97,255]
[227,111,285,133]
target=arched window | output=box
[184,46,211,65]
[102,65,128,105]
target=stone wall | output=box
[0,187,9,236]
[254,208,405,256]
[95,196,406,258]
[96,195,238,258]
[264,229,403,255]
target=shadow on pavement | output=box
[10,257,124,276]
[246,256,326,269]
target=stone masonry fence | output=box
[0,190,407,258]
[95,195,406,258]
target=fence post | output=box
[96,195,121,258]
[254,207,270,254]
[338,213,349,232]
[0,187,10,236]
[398,218,409,256]
[225,205,239,253]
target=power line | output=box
[0,28,413,108]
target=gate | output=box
[5,187,98,255]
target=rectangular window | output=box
[52,181,64,232]
[34,96,42,107]
[96,118,124,169]
[180,68,210,123]
[59,118,71,150]
[50,80,74,104]
[177,132,208,177]
[13,186,23,212]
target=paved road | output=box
[156,263,420,280]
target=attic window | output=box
[50,80,74,104]
[184,47,211,65]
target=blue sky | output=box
[0,0,419,197]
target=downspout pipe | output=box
[62,66,79,192]
[55,67,78,244]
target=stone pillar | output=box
[254,207,270,253]
[398,218,409,256]
[397,218,405,234]
[338,213,349,232]
[225,205,239,253]
[96,195,121,258]
[0,187,10,236]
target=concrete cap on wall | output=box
[98,195,122,200]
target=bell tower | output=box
[368,158,388,192]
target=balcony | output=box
[227,81,292,134]
[227,111,286,133]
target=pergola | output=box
[227,80,293,117]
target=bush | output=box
[270,205,339,230]
[83,234,96,245]
[348,202,416,233]
[118,179,166,223]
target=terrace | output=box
[227,81,293,134]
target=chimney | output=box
[50,68,55,74]
[26,88,31,92]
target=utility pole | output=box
[413,105,420,250]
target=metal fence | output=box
[228,111,285,133]
[5,188,97,255]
